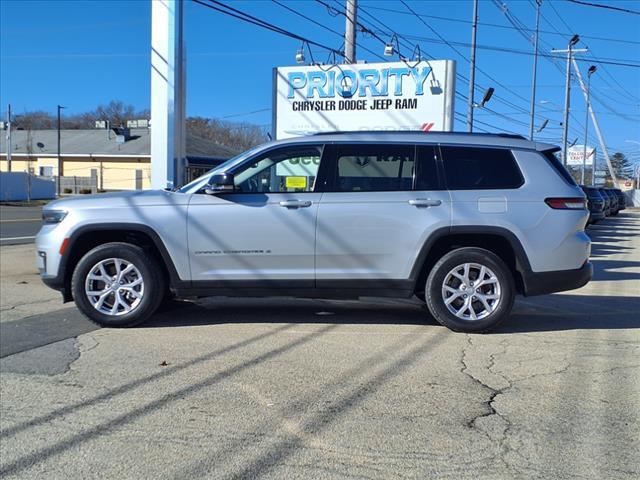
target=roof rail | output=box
[310,130,527,140]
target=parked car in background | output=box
[597,188,611,216]
[580,186,605,224]
[35,132,592,333]
[605,188,620,215]
[598,188,615,216]
[612,188,627,211]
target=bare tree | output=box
[186,117,267,152]
[11,102,268,153]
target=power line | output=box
[494,0,640,127]
[355,0,547,126]
[540,0,640,117]
[362,4,640,45]
[565,0,640,15]
[380,30,640,68]
[544,0,640,104]
[271,0,387,63]
[193,0,343,57]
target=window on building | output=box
[233,145,323,193]
[39,166,53,177]
[334,144,415,192]
[440,146,524,190]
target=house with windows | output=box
[0,127,237,191]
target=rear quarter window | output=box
[542,150,577,186]
[440,146,524,190]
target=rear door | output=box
[315,143,451,289]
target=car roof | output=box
[269,131,556,152]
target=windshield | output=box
[177,144,267,193]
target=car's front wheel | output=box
[425,247,515,333]
[71,242,165,327]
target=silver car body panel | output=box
[316,190,451,280]
[449,149,589,273]
[35,131,590,296]
[36,190,191,281]
[187,192,322,281]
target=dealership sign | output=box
[273,60,456,139]
[567,145,595,166]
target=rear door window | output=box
[332,144,415,192]
[440,146,524,190]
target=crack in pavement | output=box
[459,336,568,479]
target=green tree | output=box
[606,152,634,183]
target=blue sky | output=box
[1,0,639,163]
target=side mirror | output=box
[204,172,235,194]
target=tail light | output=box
[545,197,587,210]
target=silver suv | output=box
[36,132,592,332]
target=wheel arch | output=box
[59,223,185,302]
[410,226,531,296]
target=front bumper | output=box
[521,261,593,297]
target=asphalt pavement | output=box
[0,210,638,479]
[0,206,44,245]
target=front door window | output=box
[233,146,323,193]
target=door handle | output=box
[279,200,312,209]
[409,199,442,208]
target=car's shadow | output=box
[141,293,640,333]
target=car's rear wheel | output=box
[71,242,165,327]
[425,247,515,333]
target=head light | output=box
[42,210,68,224]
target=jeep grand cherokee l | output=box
[36,132,592,333]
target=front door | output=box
[187,144,326,285]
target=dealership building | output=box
[0,127,236,191]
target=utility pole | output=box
[552,35,585,165]
[528,0,541,141]
[57,105,65,197]
[467,0,478,132]
[581,65,596,185]
[6,104,11,172]
[344,0,357,64]
[572,57,617,186]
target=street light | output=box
[552,34,587,166]
[57,105,65,197]
[536,119,549,133]
[472,87,494,108]
[562,35,579,166]
[384,34,398,57]
[295,41,306,64]
[582,65,596,186]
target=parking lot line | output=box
[0,236,36,242]
[0,219,42,223]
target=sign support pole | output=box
[151,0,186,190]
[344,0,357,64]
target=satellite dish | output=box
[37,142,45,148]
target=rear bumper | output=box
[521,261,593,296]
[589,211,605,222]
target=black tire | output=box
[71,242,166,327]
[424,247,515,333]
